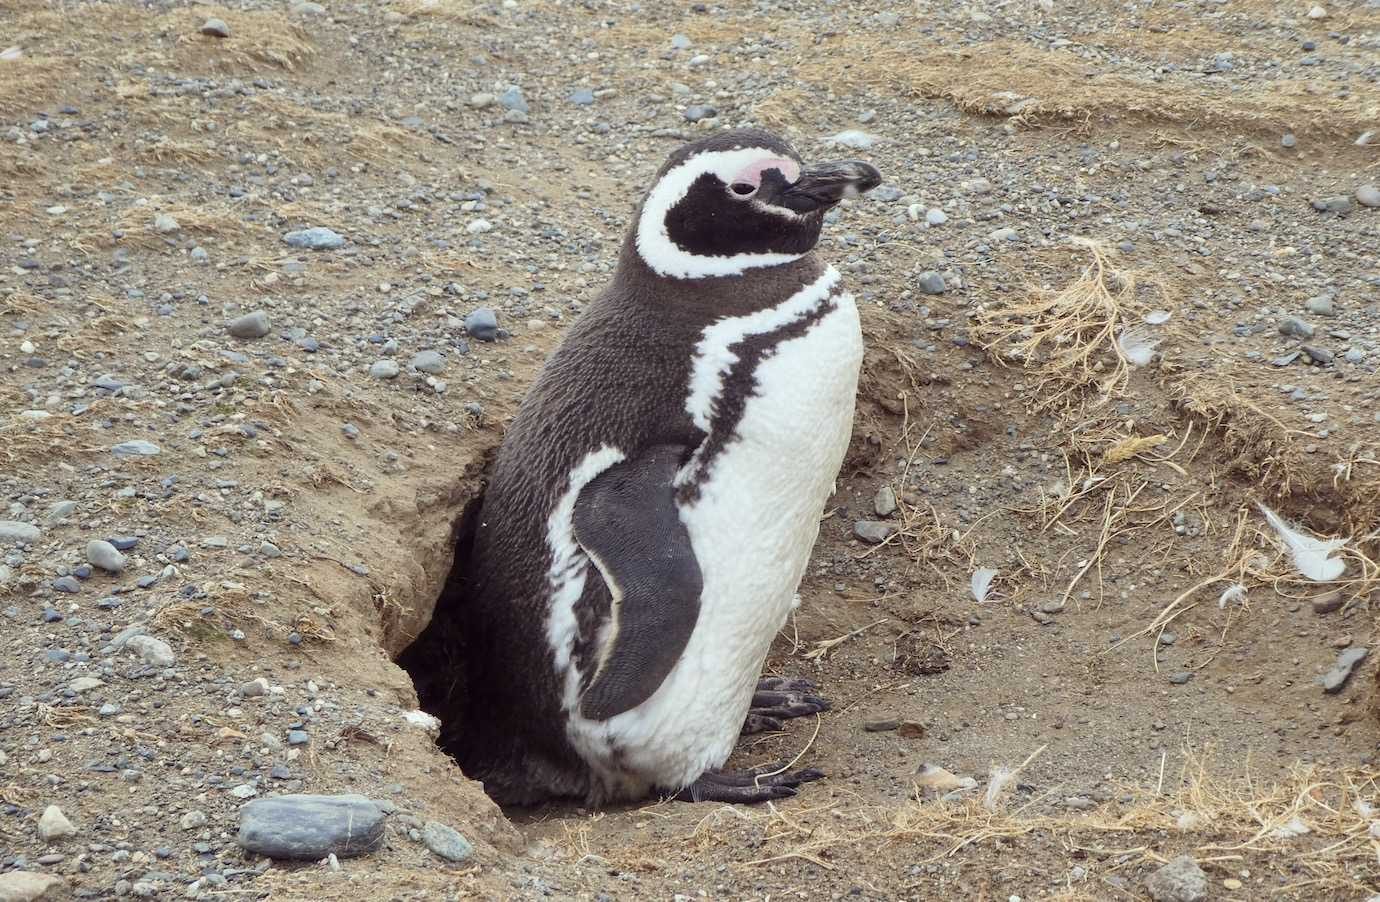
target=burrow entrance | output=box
[395,493,487,787]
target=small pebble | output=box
[85,539,126,574]
[227,311,272,339]
[283,227,345,250]
[369,360,400,380]
[200,17,230,37]
[421,821,473,862]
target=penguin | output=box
[450,128,881,806]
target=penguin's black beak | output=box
[776,160,883,213]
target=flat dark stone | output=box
[237,794,385,860]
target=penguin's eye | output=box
[729,182,757,197]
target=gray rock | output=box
[1313,590,1344,614]
[0,871,64,901]
[37,805,76,841]
[1281,132,1297,148]
[44,500,77,525]
[410,350,446,374]
[1145,855,1208,902]
[854,521,896,544]
[1356,185,1380,208]
[925,208,947,226]
[1344,348,1365,364]
[237,795,385,860]
[126,634,176,667]
[229,784,258,800]
[421,821,473,862]
[916,271,946,294]
[86,540,126,574]
[0,521,41,545]
[671,33,691,49]
[873,485,897,517]
[282,227,345,250]
[239,677,270,697]
[179,810,207,830]
[110,441,160,460]
[190,246,209,263]
[498,86,528,113]
[988,226,1018,242]
[1168,672,1193,684]
[1322,646,1368,694]
[369,360,400,380]
[1278,316,1314,339]
[1301,345,1334,366]
[227,311,271,339]
[52,576,80,593]
[153,213,180,233]
[200,17,230,37]
[568,89,595,106]
[1304,295,1334,316]
[683,105,717,122]
[1311,195,1352,213]
[291,2,327,14]
[465,307,499,341]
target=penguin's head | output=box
[632,129,881,280]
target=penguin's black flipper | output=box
[573,444,703,722]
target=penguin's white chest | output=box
[586,269,862,791]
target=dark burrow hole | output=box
[395,493,485,789]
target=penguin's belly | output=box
[589,293,863,792]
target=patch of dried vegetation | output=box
[816,39,1380,140]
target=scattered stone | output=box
[0,871,64,901]
[237,795,386,860]
[1311,195,1352,213]
[369,360,401,380]
[229,784,258,800]
[126,634,176,667]
[36,805,76,841]
[69,677,102,693]
[683,105,717,122]
[1322,647,1368,694]
[1357,185,1380,208]
[988,226,1018,242]
[199,17,230,37]
[112,439,161,457]
[240,677,270,697]
[1145,855,1208,902]
[1064,796,1096,810]
[85,540,126,574]
[568,88,595,106]
[410,350,446,374]
[925,208,947,226]
[0,521,41,545]
[1301,345,1334,366]
[179,810,207,831]
[1313,591,1344,614]
[916,271,946,294]
[153,213,180,233]
[1278,316,1315,339]
[873,485,897,517]
[853,520,896,544]
[466,218,492,235]
[1304,295,1334,316]
[498,86,528,113]
[464,308,499,341]
[227,311,272,339]
[291,1,327,14]
[863,718,900,732]
[283,227,345,250]
[1168,672,1193,685]
[421,821,473,863]
[51,576,80,594]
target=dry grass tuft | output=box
[162,8,315,72]
[815,38,1380,140]
[0,55,70,115]
[972,238,1161,414]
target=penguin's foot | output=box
[741,677,830,735]
[669,763,825,804]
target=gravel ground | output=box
[2,0,1379,898]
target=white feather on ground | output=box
[1257,502,1347,581]
[1116,326,1160,367]
[1217,583,1248,609]
[1144,310,1172,325]
[1271,815,1312,839]
[983,766,1018,812]
[822,130,878,149]
[970,567,998,603]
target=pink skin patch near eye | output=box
[729,156,801,190]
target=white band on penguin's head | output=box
[634,147,807,280]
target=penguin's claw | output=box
[740,713,785,735]
[756,676,818,693]
[669,766,825,803]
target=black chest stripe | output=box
[677,290,840,505]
